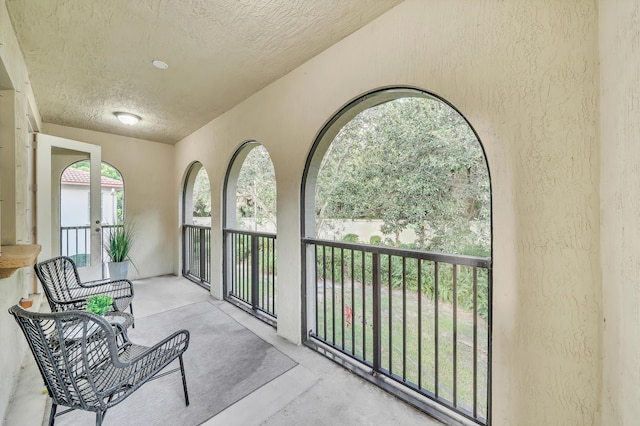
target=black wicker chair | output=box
[9,305,190,426]
[34,256,134,316]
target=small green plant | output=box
[105,222,135,263]
[87,295,113,316]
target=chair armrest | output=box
[95,329,189,402]
[82,278,111,286]
[112,329,190,368]
[79,278,134,292]
[69,281,134,304]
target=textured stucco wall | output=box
[600,1,640,424]
[42,124,177,279]
[0,271,27,423]
[0,0,40,420]
[175,0,600,424]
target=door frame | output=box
[36,134,103,281]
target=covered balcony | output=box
[0,1,638,425]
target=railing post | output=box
[182,226,186,276]
[199,227,206,284]
[372,252,381,372]
[251,235,259,311]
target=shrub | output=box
[369,235,382,245]
[342,233,360,243]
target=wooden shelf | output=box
[0,245,41,279]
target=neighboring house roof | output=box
[61,167,123,189]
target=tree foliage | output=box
[315,96,490,256]
[235,146,277,230]
[192,169,211,217]
[72,160,122,181]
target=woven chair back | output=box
[34,256,84,311]
[9,306,113,412]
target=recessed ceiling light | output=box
[152,59,169,70]
[114,112,141,126]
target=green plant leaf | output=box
[105,222,135,262]
[86,295,113,316]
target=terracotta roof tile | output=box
[61,168,123,188]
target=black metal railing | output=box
[60,225,91,267]
[303,238,491,425]
[60,225,123,268]
[183,224,211,289]
[223,228,277,324]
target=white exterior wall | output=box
[317,219,418,244]
[60,186,89,226]
[60,185,120,226]
[175,1,600,424]
[599,1,640,424]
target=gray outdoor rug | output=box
[55,301,297,426]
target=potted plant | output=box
[105,222,135,280]
[87,295,113,316]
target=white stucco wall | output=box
[42,124,177,279]
[599,1,640,424]
[60,185,120,226]
[317,219,418,244]
[0,0,41,421]
[175,0,600,424]
[60,186,89,226]
[0,271,28,423]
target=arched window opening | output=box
[182,162,211,288]
[302,88,491,425]
[60,161,124,270]
[235,146,277,232]
[223,142,277,325]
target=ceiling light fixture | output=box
[114,112,141,125]
[152,59,169,69]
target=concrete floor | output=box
[4,276,444,426]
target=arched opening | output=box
[301,88,491,424]
[59,160,124,275]
[182,162,211,289]
[223,142,277,325]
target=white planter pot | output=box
[107,261,130,280]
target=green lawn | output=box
[314,278,488,419]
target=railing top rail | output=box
[223,228,276,239]
[303,237,491,269]
[183,224,212,231]
[61,224,122,229]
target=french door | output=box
[36,134,103,281]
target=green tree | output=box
[192,169,211,218]
[236,146,276,230]
[316,96,490,255]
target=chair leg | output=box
[179,354,189,406]
[130,303,135,328]
[48,402,57,426]
[96,410,105,426]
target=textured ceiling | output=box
[6,0,403,144]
